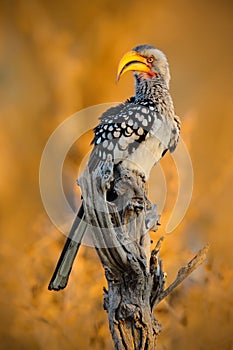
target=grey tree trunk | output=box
[79,156,208,349]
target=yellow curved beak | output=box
[116,51,151,82]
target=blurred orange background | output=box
[0,0,233,349]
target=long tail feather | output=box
[48,204,87,291]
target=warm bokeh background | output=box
[1,0,233,349]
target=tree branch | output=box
[78,157,209,349]
[153,244,210,308]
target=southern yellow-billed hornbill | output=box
[48,44,180,291]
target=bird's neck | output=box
[134,76,170,104]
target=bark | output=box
[79,156,208,350]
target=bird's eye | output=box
[147,56,154,63]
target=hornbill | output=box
[48,44,180,291]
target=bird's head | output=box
[117,44,170,88]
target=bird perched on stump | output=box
[48,44,180,291]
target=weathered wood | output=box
[78,157,209,349]
[153,244,210,308]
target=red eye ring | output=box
[147,56,154,63]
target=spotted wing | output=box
[89,100,156,168]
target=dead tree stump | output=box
[79,156,209,350]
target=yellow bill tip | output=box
[116,50,150,82]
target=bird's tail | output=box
[48,204,87,291]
